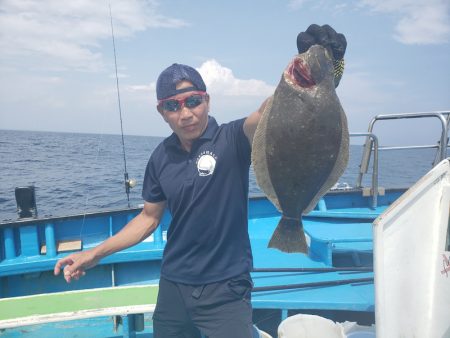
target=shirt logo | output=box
[196,151,217,176]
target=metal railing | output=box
[349,132,379,208]
[354,111,450,208]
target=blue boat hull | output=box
[0,188,405,336]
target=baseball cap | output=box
[156,63,207,100]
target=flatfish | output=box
[252,45,349,253]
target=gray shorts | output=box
[153,273,254,338]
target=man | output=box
[54,24,346,338]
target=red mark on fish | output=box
[441,254,450,277]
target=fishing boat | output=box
[1,111,449,337]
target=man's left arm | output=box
[243,97,271,146]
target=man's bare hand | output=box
[53,250,99,283]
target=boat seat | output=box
[0,284,158,330]
[304,220,373,266]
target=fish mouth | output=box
[287,57,316,88]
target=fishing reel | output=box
[124,174,137,194]
[123,174,137,208]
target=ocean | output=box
[0,129,438,222]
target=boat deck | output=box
[249,216,374,313]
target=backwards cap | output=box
[156,63,206,100]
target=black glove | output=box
[297,24,346,60]
[297,24,347,87]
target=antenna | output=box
[109,4,136,207]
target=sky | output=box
[0,0,449,146]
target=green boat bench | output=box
[0,284,158,335]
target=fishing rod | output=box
[109,4,136,208]
[108,5,138,332]
[252,267,373,273]
[252,277,373,292]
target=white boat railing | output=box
[354,110,450,209]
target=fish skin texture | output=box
[252,45,349,253]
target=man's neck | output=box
[181,140,193,152]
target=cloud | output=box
[127,84,156,92]
[109,72,129,79]
[330,59,405,134]
[122,59,274,112]
[0,0,188,71]
[197,59,275,96]
[287,0,311,10]
[339,71,396,112]
[361,0,450,44]
[123,84,156,104]
[287,0,450,45]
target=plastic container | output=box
[278,314,345,338]
[346,331,376,338]
[259,330,272,338]
[253,325,273,338]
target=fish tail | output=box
[268,216,308,253]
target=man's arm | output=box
[243,97,271,146]
[54,200,166,283]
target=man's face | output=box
[158,81,209,151]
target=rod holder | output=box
[15,186,38,219]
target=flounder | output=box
[252,45,349,253]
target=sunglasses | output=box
[158,92,208,112]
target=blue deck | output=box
[249,210,374,315]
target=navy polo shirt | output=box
[142,116,253,284]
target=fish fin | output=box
[333,58,345,88]
[268,216,308,253]
[304,106,350,214]
[252,96,282,210]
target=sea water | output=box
[0,129,438,221]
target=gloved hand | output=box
[297,24,347,87]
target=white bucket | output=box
[252,325,273,338]
[258,329,273,338]
[278,314,345,338]
[346,331,375,338]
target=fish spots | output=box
[252,45,349,253]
